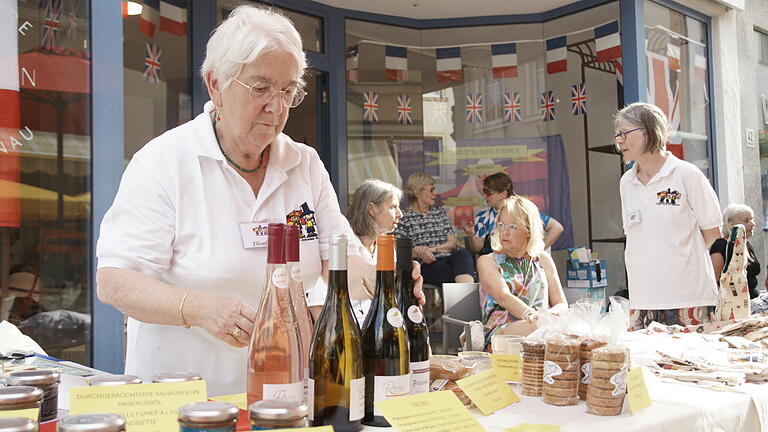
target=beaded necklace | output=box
[212,115,266,174]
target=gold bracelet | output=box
[179,289,192,329]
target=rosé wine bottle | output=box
[248,223,303,406]
[285,223,314,403]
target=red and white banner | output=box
[647,51,683,158]
[159,1,187,37]
[0,0,21,227]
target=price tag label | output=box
[456,369,521,415]
[0,407,39,421]
[503,423,562,432]
[210,393,247,410]
[491,353,522,382]
[375,390,485,432]
[627,367,652,414]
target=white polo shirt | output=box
[620,153,721,310]
[97,101,354,396]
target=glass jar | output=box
[0,417,37,432]
[88,375,142,386]
[6,370,61,422]
[248,400,308,430]
[178,402,238,431]
[0,386,43,421]
[151,372,202,383]
[58,414,126,432]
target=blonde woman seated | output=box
[477,196,568,348]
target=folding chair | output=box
[441,282,481,354]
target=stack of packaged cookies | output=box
[542,336,581,406]
[521,339,545,396]
[586,345,629,416]
[579,339,607,401]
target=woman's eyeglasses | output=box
[232,78,307,108]
[613,127,644,142]
[495,221,527,235]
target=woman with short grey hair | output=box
[616,102,722,329]
[346,179,404,325]
[710,203,760,299]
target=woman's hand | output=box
[187,292,257,348]
[414,245,437,264]
[412,260,426,306]
[522,308,539,323]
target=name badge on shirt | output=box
[628,210,641,227]
[239,222,269,248]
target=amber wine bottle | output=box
[361,234,410,427]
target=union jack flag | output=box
[42,0,63,51]
[431,102,449,124]
[396,95,413,125]
[503,91,521,123]
[143,42,162,83]
[465,92,483,124]
[363,91,379,123]
[539,90,555,122]
[570,83,587,116]
[65,0,79,40]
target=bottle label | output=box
[263,381,303,401]
[373,374,410,416]
[349,376,365,421]
[307,378,315,421]
[410,360,430,395]
[272,267,288,289]
[304,368,309,405]
[180,427,234,432]
[407,305,423,324]
[291,266,303,283]
[386,307,404,328]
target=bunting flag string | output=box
[570,83,587,116]
[140,0,159,37]
[159,0,188,36]
[363,91,379,123]
[465,92,483,124]
[436,47,462,83]
[491,43,518,78]
[595,20,621,63]
[503,91,521,123]
[540,90,556,122]
[42,0,62,51]
[396,95,413,125]
[385,45,408,82]
[545,36,567,74]
[143,42,162,83]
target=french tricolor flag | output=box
[595,20,621,63]
[140,0,160,37]
[491,43,517,78]
[385,45,408,82]
[545,36,567,74]
[436,47,462,83]
[159,0,187,37]
[0,0,21,228]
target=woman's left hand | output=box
[412,260,426,306]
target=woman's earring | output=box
[215,108,222,122]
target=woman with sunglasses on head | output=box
[94,5,423,396]
[476,196,568,346]
[464,172,564,255]
[616,102,722,329]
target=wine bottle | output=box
[396,237,430,395]
[285,224,314,403]
[361,234,410,427]
[308,234,365,432]
[247,223,303,406]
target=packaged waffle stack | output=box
[542,336,581,406]
[586,346,629,416]
[579,339,607,401]
[521,339,545,396]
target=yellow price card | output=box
[456,369,521,415]
[492,354,522,382]
[503,423,561,432]
[210,393,247,410]
[375,390,485,432]
[69,380,207,432]
[627,367,652,414]
[270,428,334,432]
[0,408,39,421]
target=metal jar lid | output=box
[88,375,142,386]
[0,418,37,432]
[248,400,308,420]
[178,402,239,424]
[6,370,61,386]
[0,386,43,404]
[151,372,202,383]
[58,414,126,431]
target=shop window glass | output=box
[346,2,630,296]
[645,0,712,177]
[1,0,92,364]
[757,31,768,233]
[759,29,768,65]
[123,0,191,160]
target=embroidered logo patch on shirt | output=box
[286,202,318,241]
[656,188,681,206]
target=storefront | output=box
[0,0,745,374]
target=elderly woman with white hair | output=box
[94,5,421,396]
[710,203,760,299]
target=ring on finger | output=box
[232,326,242,339]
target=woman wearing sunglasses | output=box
[616,103,722,329]
[476,196,568,345]
[464,172,564,255]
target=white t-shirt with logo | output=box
[620,153,721,310]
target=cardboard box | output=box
[566,259,607,289]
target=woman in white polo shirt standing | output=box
[616,102,722,329]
